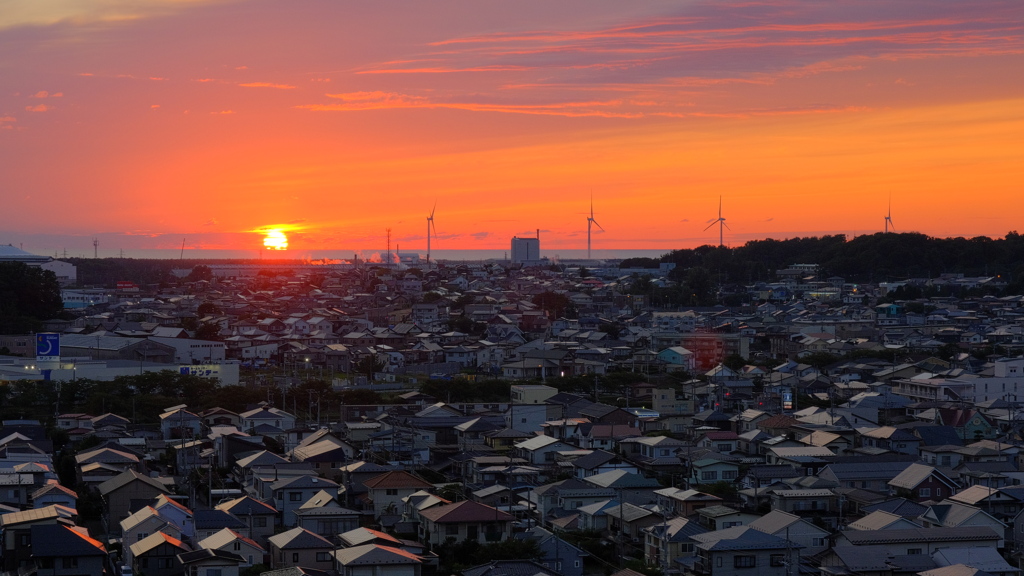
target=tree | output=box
[0,262,63,333]
[356,355,387,377]
[532,291,571,318]
[195,322,223,341]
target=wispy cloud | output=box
[25,104,49,112]
[239,82,296,89]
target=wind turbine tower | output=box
[587,196,604,259]
[704,196,729,247]
[426,203,437,266]
[885,197,896,233]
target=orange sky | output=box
[2,0,1023,256]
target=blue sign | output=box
[36,333,60,360]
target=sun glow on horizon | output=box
[262,228,289,250]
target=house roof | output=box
[694,526,797,551]
[363,471,433,491]
[889,463,955,490]
[31,525,106,557]
[215,495,278,516]
[97,469,169,496]
[462,560,560,576]
[177,548,246,565]
[339,527,402,547]
[333,544,423,566]
[847,510,911,531]
[418,500,514,524]
[0,504,76,527]
[583,469,660,489]
[130,531,190,557]
[840,526,1000,545]
[199,527,265,553]
[31,482,78,501]
[748,510,820,535]
[194,509,246,530]
[268,527,334,550]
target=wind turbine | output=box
[884,196,895,233]
[704,196,729,247]
[587,196,604,259]
[426,203,438,266]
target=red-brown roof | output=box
[758,414,799,430]
[418,500,515,523]
[363,471,433,491]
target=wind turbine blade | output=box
[593,220,605,232]
[432,221,438,235]
[719,196,723,218]
[704,221,718,231]
[889,220,895,232]
[722,221,731,231]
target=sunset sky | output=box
[2,0,1023,258]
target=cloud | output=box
[151,104,160,109]
[239,82,297,89]
[32,91,48,98]
[301,91,642,118]
[211,110,235,114]
[0,115,15,130]
[472,231,490,240]
[24,104,49,112]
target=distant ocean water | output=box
[69,248,675,261]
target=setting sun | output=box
[263,229,289,251]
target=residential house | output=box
[417,500,515,546]
[333,544,423,576]
[693,526,801,576]
[644,517,707,575]
[268,527,336,571]
[177,549,245,576]
[199,527,267,568]
[131,532,192,576]
[97,470,170,534]
[363,471,434,519]
[888,463,960,502]
[748,510,830,557]
[272,475,340,527]
[29,524,109,576]
[215,496,279,545]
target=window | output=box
[734,555,756,568]
[908,549,922,555]
[292,553,300,562]
[316,552,331,562]
[770,555,785,567]
[716,558,723,567]
[138,532,149,541]
[936,488,942,497]
[233,542,241,550]
[919,488,931,498]
[207,570,223,576]
[723,470,738,480]
[386,488,399,496]
[812,538,825,547]
[446,525,459,536]
[702,471,718,481]
[289,492,302,501]
[62,558,78,569]
[255,517,267,527]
